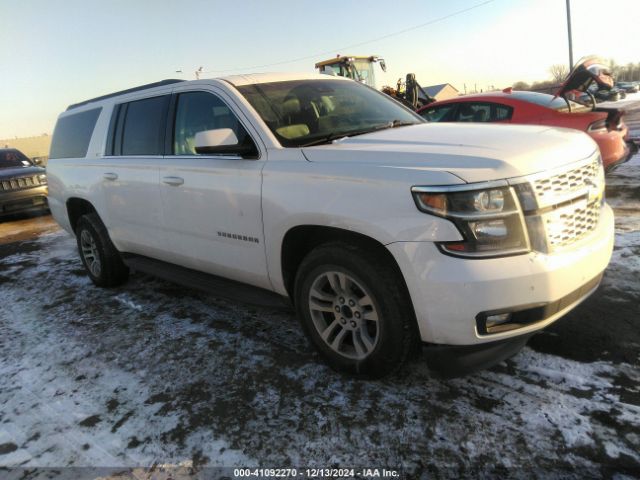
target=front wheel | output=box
[294,243,418,377]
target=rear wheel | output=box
[294,242,417,377]
[75,213,129,287]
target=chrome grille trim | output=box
[542,199,601,250]
[511,153,604,253]
[0,175,42,192]
[531,159,602,208]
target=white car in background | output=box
[46,73,614,377]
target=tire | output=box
[294,242,418,378]
[75,213,129,287]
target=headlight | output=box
[38,174,47,185]
[412,184,530,258]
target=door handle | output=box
[103,172,118,181]
[162,176,184,186]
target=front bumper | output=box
[423,334,532,377]
[388,203,614,345]
[0,186,49,216]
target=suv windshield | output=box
[237,79,422,147]
[0,149,32,168]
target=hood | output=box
[0,165,45,180]
[301,123,598,184]
[556,56,613,97]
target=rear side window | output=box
[120,96,169,155]
[454,103,491,122]
[107,95,170,156]
[453,102,513,122]
[49,108,101,159]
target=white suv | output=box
[47,73,614,376]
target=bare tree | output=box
[624,62,635,82]
[512,81,530,91]
[608,59,622,81]
[530,80,556,94]
[549,64,569,84]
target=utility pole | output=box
[566,0,574,71]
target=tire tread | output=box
[294,241,419,378]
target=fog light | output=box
[486,313,511,328]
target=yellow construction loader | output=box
[314,55,435,109]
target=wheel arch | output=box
[280,225,413,310]
[66,197,98,234]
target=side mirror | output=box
[194,128,257,158]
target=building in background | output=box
[422,83,460,101]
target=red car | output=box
[416,58,630,172]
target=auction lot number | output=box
[234,468,399,478]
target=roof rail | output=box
[66,79,185,111]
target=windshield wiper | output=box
[300,120,419,147]
[301,131,343,147]
[388,119,418,128]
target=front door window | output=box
[174,92,251,155]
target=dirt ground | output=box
[0,104,639,479]
[0,211,58,246]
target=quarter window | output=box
[173,91,251,156]
[50,108,102,159]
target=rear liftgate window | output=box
[49,108,102,159]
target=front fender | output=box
[261,160,463,294]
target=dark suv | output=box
[0,148,48,218]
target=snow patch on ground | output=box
[602,151,640,301]
[1,229,638,476]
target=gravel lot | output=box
[1,105,639,479]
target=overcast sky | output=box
[1,0,638,138]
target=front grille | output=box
[516,156,604,253]
[543,199,601,249]
[0,175,41,192]
[532,160,601,204]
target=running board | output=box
[122,254,291,310]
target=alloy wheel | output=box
[80,229,102,277]
[307,270,380,360]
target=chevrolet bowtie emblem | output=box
[584,178,601,202]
